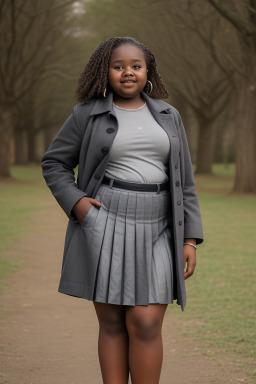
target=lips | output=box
[120,80,136,83]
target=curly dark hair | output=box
[75,37,169,102]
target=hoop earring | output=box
[147,80,153,95]
[103,88,107,98]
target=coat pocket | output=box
[81,205,99,228]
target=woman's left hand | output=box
[183,241,197,280]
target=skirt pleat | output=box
[87,182,175,306]
[123,194,136,304]
[108,191,126,304]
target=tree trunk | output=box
[14,129,28,164]
[234,83,256,193]
[213,120,225,163]
[27,125,37,162]
[43,127,54,152]
[0,107,13,177]
[195,116,215,174]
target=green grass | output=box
[169,163,256,364]
[10,165,44,181]
[212,162,235,178]
[0,165,45,283]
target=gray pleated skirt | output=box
[81,181,176,306]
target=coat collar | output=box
[88,90,172,116]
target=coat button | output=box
[106,127,115,133]
[177,200,181,205]
[94,174,101,180]
[178,220,182,226]
[175,163,179,169]
[176,181,180,187]
[101,146,109,154]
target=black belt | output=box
[102,176,169,192]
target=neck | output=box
[113,94,145,109]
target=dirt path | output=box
[0,193,253,384]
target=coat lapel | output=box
[142,93,180,169]
[89,90,180,170]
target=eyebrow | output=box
[111,59,143,64]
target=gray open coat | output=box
[41,91,204,311]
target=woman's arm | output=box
[175,109,204,245]
[41,105,88,221]
[183,238,197,279]
[171,108,204,279]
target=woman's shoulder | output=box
[143,93,181,119]
[156,99,180,117]
[73,99,97,114]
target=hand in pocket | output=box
[72,197,101,225]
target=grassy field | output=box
[169,162,256,374]
[0,166,45,283]
[0,164,256,373]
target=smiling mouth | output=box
[120,80,136,83]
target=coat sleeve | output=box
[174,109,204,245]
[40,104,88,221]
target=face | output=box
[108,44,148,102]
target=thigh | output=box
[125,304,168,337]
[93,302,127,333]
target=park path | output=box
[0,190,253,384]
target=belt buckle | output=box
[109,178,114,188]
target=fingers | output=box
[88,198,101,207]
[184,259,196,280]
[73,197,101,225]
[183,250,196,280]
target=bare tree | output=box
[189,0,256,192]
[0,0,75,177]
[13,79,67,163]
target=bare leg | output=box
[125,304,168,384]
[93,302,130,384]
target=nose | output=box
[122,67,134,76]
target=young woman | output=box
[41,37,204,384]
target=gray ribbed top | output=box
[104,102,170,183]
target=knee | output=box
[126,316,161,342]
[99,314,127,336]
[94,302,127,336]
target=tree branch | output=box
[208,0,256,36]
